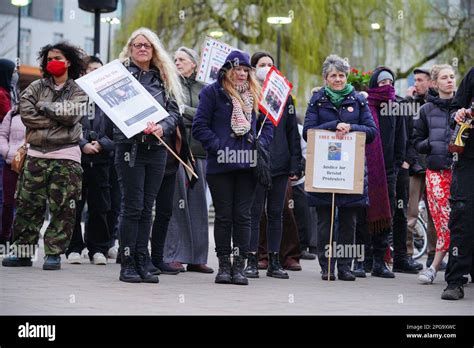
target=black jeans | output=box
[292,182,315,251]
[446,158,474,287]
[393,167,409,262]
[316,206,357,270]
[150,172,177,264]
[249,174,288,253]
[68,163,111,259]
[115,143,167,255]
[107,164,121,248]
[207,170,256,257]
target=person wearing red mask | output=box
[2,42,87,271]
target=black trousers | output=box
[316,206,357,270]
[292,182,317,251]
[107,164,121,248]
[68,163,111,259]
[207,170,256,257]
[115,144,167,255]
[249,174,288,253]
[393,167,409,261]
[446,158,474,287]
[150,172,177,264]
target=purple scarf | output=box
[365,85,396,233]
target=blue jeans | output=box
[115,143,167,254]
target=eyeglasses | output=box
[132,43,152,49]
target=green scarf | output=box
[325,84,354,108]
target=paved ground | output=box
[0,226,473,315]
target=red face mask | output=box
[46,60,68,77]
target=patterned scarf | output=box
[231,82,253,136]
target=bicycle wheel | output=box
[413,217,428,260]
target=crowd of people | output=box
[0,26,473,301]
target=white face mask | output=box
[256,66,271,82]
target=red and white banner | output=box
[258,66,293,127]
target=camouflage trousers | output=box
[12,156,82,256]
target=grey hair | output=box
[322,54,350,80]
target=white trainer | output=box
[92,253,107,265]
[418,266,437,284]
[67,252,82,264]
[108,245,118,259]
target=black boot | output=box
[119,252,142,283]
[267,252,289,279]
[135,252,159,283]
[215,255,232,284]
[363,256,373,273]
[352,260,366,278]
[231,255,249,285]
[371,256,395,278]
[244,253,259,278]
[393,257,420,274]
[338,263,356,281]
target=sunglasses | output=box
[132,43,152,49]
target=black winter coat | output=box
[413,94,454,170]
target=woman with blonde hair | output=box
[192,50,273,285]
[114,27,182,283]
[414,64,456,285]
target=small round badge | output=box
[347,106,354,112]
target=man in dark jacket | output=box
[67,57,115,265]
[404,68,440,270]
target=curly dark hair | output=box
[38,42,87,80]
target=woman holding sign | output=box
[193,50,273,285]
[303,54,377,281]
[114,28,183,283]
[244,51,303,279]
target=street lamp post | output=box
[267,16,292,69]
[11,0,30,63]
[101,16,120,62]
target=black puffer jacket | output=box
[413,94,454,170]
[258,95,303,177]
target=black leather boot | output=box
[119,252,142,283]
[215,255,232,284]
[267,252,289,279]
[135,252,159,283]
[244,253,259,278]
[393,257,420,274]
[231,255,249,285]
[371,256,395,278]
[338,263,356,281]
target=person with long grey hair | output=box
[114,27,183,283]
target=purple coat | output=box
[192,80,273,175]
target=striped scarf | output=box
[230,82,253,136]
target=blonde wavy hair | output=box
[221,68,261,113]
[119,27,184,107]
[430,64,454,82]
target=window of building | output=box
[19,28,31,65]
[53,32,63,44]
[53,0,63,22]
[84,38,94,56]
[20,2,32,17]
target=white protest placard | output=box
[258,66,293,127]
[196,36,237,84]
[76,59,169,139]
[305,129,366,194]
